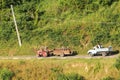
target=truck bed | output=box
[96,48,109,52]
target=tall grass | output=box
[0,58,119,80]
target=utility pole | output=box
[11,5,22,47]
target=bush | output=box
[57,73,85,80]
[57,73,67,80]
[66,73,85,80]
[51,67,85,80]
[50,67,67,80]
[101,76,114,80]
[114,56,120,70]
[0,68,14,80]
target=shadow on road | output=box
[63,51,78,57]
[110,50,119,55]
[72,51,78,56]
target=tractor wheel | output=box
[43,52,48,57]
[37,54,40,57]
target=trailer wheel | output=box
[60,53,64,57]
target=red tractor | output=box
[36,47,52,57]
[37,49,48,57]
[36,47,73,57]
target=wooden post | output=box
[11,5,22,47]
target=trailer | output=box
[52,48,72,57]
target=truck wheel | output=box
[108,52,111,56]
[102,52,107,56]
[89,53,94,57]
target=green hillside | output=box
[0,0,120,55]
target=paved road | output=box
[0,54,119,60]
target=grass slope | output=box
[0,0,120,55]
[0,58,119,80]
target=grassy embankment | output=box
[0,0,120,56]
[0,58,119,80]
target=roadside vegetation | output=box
[0,1,120,79]
[0,0,120,56]
[0,58,119,80]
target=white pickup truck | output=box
[87,46,112,56]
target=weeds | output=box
[101,76,114,80]
[0,58,118,80]
[114,56,120,70]
[66,73,85,80]
[0,68,14,80]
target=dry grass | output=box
[0,58,119,80]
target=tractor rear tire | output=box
[43,52,48,57]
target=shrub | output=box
[66,73,85,80]
[50,67,67,80]
[114,56,120,70]
[101,76,114,80]
[0,68,14,80]
[57,73,67,80]
[57,73,85,80]
[51,67,85,80]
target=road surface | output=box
[0,54,119,60]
